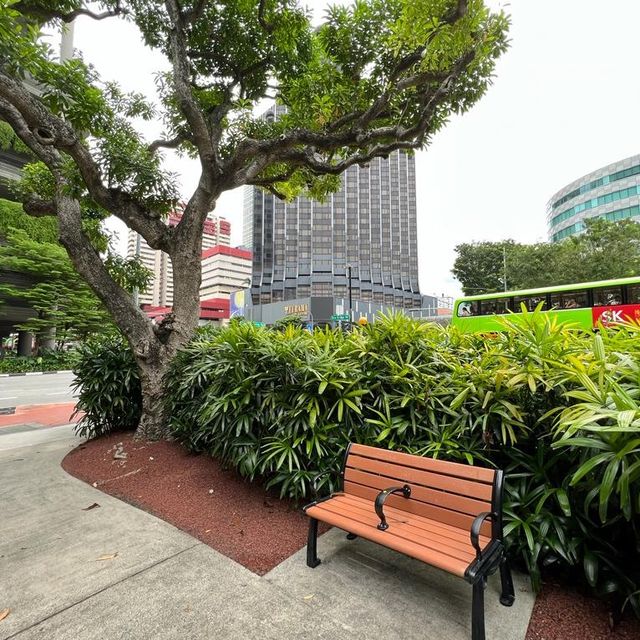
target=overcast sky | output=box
[68,0,640,298]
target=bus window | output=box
[480,300,496,315]
[477,299,510,315]
[494,299,510,314]
[514,296,546,312]
[457,302,479,317]
[593,287,623,306]
[562,291,588,309]
[550,293,562,309]
[625,284,640,304]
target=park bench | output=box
[303,443,514,640]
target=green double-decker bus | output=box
[451,276,640,332]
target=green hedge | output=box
[74,313,640,617]
[72,336,141,439]
[0,350,78,374]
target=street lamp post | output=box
[347,264,353,323]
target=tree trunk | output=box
[136,353,173,440]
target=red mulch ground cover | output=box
[63,433,640,638]
[525,580,640,640]
[62,432,327,576]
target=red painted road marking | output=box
[0,402,83,428]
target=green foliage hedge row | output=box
[74,314,640,617]
[0,350,78,374]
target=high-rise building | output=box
[245,150,421,310]
[200,246,252,299]
[548,154,640,242]
[127,211,231,306]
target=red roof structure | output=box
[201,245,252,261]
[142,297,230,322]
[168,212,231,238]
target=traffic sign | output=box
[331,313,350,321]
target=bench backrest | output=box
[342,443,501,538]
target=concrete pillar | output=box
[17,331,33,357]
[38,334,56,352]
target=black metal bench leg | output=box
[471,578,486,640]
[306,518,321,568]
[499,556,515,606]
[346,532,357,540]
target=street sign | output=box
[254,321,265,327]
[331,313,350,321]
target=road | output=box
[0,371,77,408]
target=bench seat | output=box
[306,492,490,577]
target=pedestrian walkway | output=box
[0,428,535,640]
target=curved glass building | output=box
[547,154,640,242]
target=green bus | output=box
[451,276,640,332]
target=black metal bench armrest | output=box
[374,484,411,531]
[470,511,496,559]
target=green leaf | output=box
[583,552,599,587]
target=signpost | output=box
[331,313,350,322]
[254,321,265,327]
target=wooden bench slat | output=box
[344,481,493,537]
[337,492,490,548]
[306,501,471,577]
[315,497,479,563]
[334,493,487,558]
[349,443,495,483]
[345,467,491,517]
[346,454,494,502]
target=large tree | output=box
[0,0,509,438]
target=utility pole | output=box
[60,20,75,62]
[502,245,508,292]
[132,233,141,307]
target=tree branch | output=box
[258,0,274,33]
[0,73,173,252]
[54,190,157,357]
[164,0,216,169]
[14,2,127,23]
[148,133,190,153]
[22,196,57,217]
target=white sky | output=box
[68,0,640,298]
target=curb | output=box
[0,369,73,378]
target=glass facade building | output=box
[244,108,421,309]
[548,154,640,242]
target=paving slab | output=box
[9,545,350,640]
[0,427,535,640]
[0,432,201,640]
[0,424,78,452]
[266,528,535,640]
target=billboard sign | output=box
[592,304,640,327]
[230,290,246,318]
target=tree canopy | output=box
[452,219,640,295]
[0,0,510,437]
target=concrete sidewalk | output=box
[0,427,535,640]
